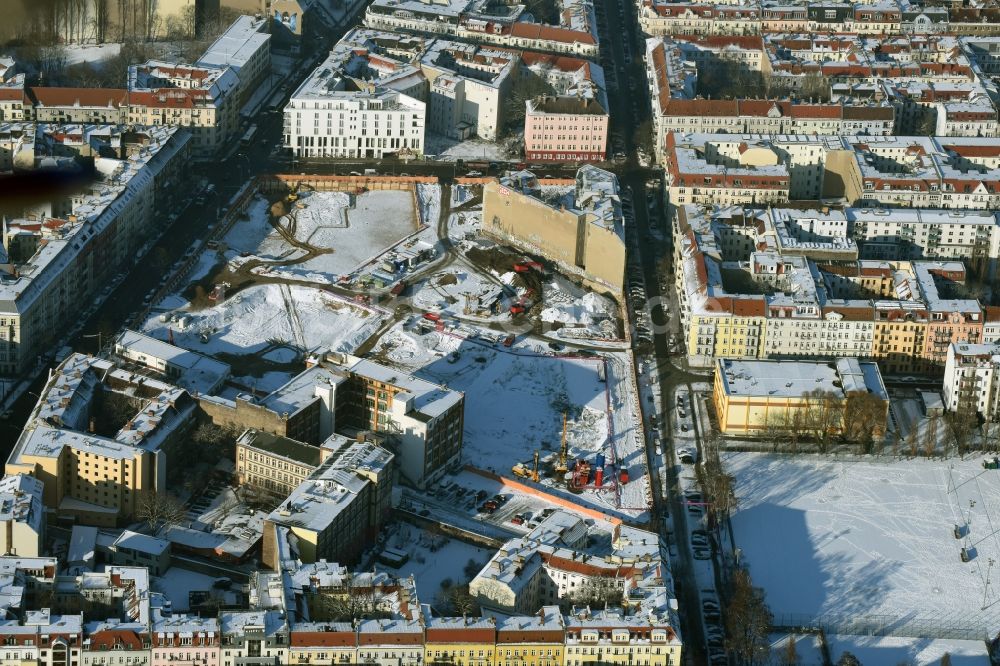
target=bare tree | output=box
[566,577,625,609]
[308,573,392,622]
[836,652,861,666]
[843,391,888,454]
[135,490,186,531]
[701,438,736,520]
[805,389,842,453]
[782,635,799,666]
[725,568,772,666]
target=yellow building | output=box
[425,619,497,666]
[482,167,626,296]
[494,610,564,666]
[235,429,336,496]
[6,354,195,527]
[872,306,929,374]
[712,357,889,436]
[563,618,682,666]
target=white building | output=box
[0,474,44,557]
[284,54,425,159]
[195,15,272,111]
[944,342,1000,419]
[419,40,517,141]
[114,330,231,395]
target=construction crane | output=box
[554,413,569,474]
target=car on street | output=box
[693,547,711,560]
[678,447,696,464]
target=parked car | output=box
[678,447,696,464]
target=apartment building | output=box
[283,56,425,159]
[235,429,342,495]
[25,87,128,124]
[0,124,190,376]
[195,16,272,110]
[114,330,231,395]
[943,342,1000,419]
[0,474,44,557]
[664,133,1000,211]
[639,0,1000,37]
[262,438,394,567]
[847,208,1000,280]
[203,357,462,488]
[712,357,889,435]
[674,205,987,372]
[420,40,516,141]
[483,166,625,294]
[0,612,83,666]
[150,615,220,666]
[127,61,239,156]
[521,53,608,162]
[219,612,288,666]
[7,354,196,526]
[364,0,599,57]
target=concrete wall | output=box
[482,180,625,295]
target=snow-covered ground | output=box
[153,567,240,612]
[424,134,513,161]
[143,284,385,359]
[826,635,991,666]
[64,43,121,66]
[380,525,492,604]
[768,634,825,666]
[370,321,650,520]
[226,190,420,283]
[726,453,1000,632]
[411,267,506,319]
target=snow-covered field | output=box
[143,284,385,359]
[380,525,492,604]
[727,454,1000,631]
[827,635,990,666]
[64,43,121,66]
[225,191,420,283]
[424,134,513,161]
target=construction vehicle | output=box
[513,261,545,273]
[512,451,541,482]
[286,182,301,203]
[555,414,569,474]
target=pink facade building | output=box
[150,615,220,666]
[521,53,608,163]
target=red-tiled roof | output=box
[509,23,595,45]
[27,86,127,108]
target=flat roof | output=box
[237,430,323,468]
[195,16,270,74]
[717,357,887,400]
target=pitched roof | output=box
[27,87,127,108]
[509,22,596,45]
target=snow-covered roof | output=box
[0,474,43,532]
[0,124,188,315]
[195,15,270,77]
[716,357,888,400]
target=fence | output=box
[771,611,996,642]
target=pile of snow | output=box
[727,453,1000,631]
[411,268,505,319]
[425,134,511,161]
[540,280,617,338]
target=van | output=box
[364,168,377,175]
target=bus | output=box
[240,124,258,147]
